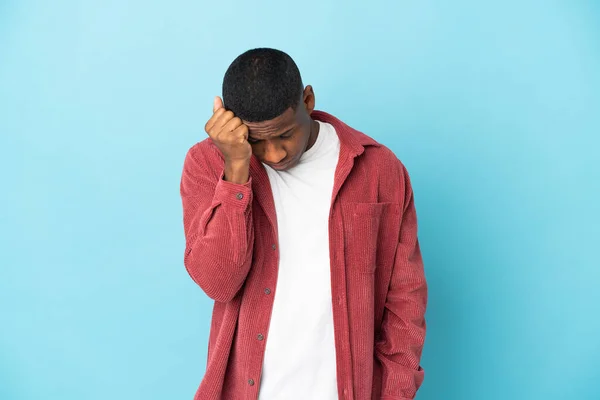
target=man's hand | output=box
[204,96,252,184]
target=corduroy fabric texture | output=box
[180,111,427,400]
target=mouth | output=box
[268,159,292,170]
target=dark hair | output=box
[222,48,304,122]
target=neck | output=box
[305,119,320,151]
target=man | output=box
[180,48,427,400]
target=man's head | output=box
[222,48,318,171]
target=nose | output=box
[262,140,286,165]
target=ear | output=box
[303,85,316,114]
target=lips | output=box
[269,162,289,170]
[268,159,292,170]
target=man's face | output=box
[243,86,317,171]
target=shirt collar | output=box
[311,110,380,157]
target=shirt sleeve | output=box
[375,163,428,399]
[180,146,255,302]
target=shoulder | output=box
[186,138,222,160]
[362,141,408,179]
[185,138,223,164]
[183,138,225,177]
[359,140,414,204]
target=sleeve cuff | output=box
[213,173,253,211]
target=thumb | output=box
[213,96,223,113]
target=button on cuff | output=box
[214,175,253,211]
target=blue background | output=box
[1,1,599,399]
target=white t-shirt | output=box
[258,121,341,399]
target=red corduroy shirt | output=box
[180,111,427,400]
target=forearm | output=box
[376,162,428,399]
[184,206,254,302]
[182,167,255,302]
[375,265,427,399]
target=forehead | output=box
[243,107,298,139]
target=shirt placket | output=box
[246,230,280,399]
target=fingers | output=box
[232,123,249,143]
[216,117,246,143]
[222,116,243,133]
[205,96,226,133]
[205,109,231,135]
[213,96,223,113]
[204,96,248,146]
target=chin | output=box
[269,158,298,171]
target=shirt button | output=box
[236,193,244,200]
[264,288,271,295]
[248,379,255,386]
[257,334,264,341]
[271,244,277,250]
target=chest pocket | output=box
[340,202,397,274]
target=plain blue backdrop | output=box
[1,1,599,399]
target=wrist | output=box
[224,158,250,184]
